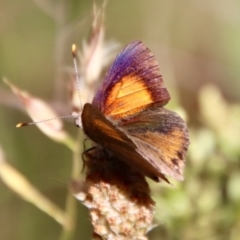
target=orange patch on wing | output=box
[118,76,147,97]
[151,129,186,166]
[105,76,153,117]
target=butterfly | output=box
[76,41,189,183]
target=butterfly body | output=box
[80,41,189,183]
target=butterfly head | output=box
[71,111,82,128]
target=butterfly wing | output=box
[117,107,189,180]
[82,103,171,182]
[92,41,170,119]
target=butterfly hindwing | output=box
[116,107,189,180]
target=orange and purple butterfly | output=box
[76,40,189,183]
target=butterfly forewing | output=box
[92,41,170,119]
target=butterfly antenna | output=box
[16,114,74,128]
[71,44,83,111]
[16,45,82,129]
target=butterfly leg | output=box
[81,146,97,173]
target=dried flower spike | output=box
[73,148,155,240]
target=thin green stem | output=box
[63,135,78,152]
[59,130,84,240]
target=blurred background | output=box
[1,0,240,240]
